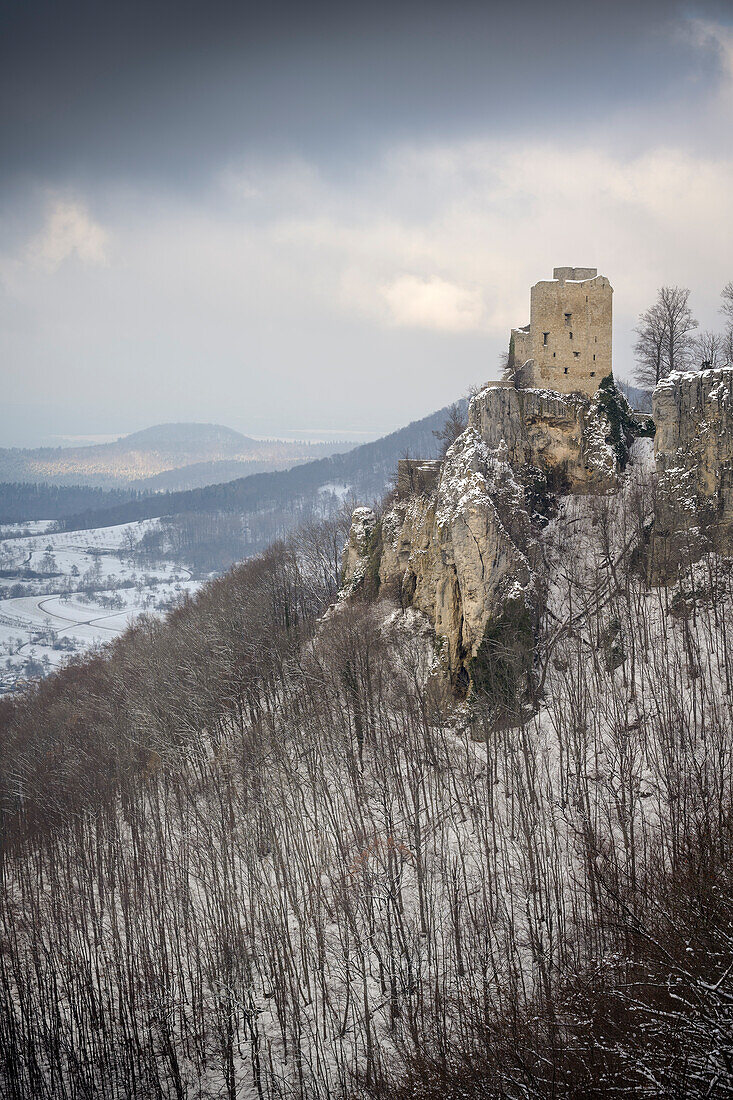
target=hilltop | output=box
[0,422,349,490]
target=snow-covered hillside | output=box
[1,448,731,1097]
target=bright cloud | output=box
[258,138,733,340]
[29,199,109,271]
[381,275,485,332]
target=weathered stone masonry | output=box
[511,267,613,398]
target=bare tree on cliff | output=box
[721,282,733,324]
[633,300,666,389]
[660,285,698,373]
[694,329,725,370]
[634,286,698,388]
[500,333,516,382]
[721,282,733,366]
[432,403,467,457]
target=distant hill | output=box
[60,401,466,532]
[0,423,350,489]
[114,423,253,452]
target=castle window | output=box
[569,331,573,340]
[590,371,596,377]
[552,352,556,357]
[573,351,580,358]
[564,313,572,325]
[563,367,569,374]
[593,354,596,361]
[543,332,549,346]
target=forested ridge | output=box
[58,405,460,532]
[1,453,732,1098]
[0,482,152,524]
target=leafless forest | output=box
[1,458,732,1098]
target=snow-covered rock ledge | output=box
[468,377,646,493]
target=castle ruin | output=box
[509,267,613,397]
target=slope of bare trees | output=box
[1,450,732,1098]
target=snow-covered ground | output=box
[0,518,200,694]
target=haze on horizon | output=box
[1,0,732,448]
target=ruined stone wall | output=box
[511,326,532,367]
[524,272,612,396]
[396,459,441,499]
[509,268,612,397]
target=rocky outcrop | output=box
[340,375,650,695]
[653,367,733,533]
[468,378,646,492]
[343,430,535,688]
[340,506,379,596]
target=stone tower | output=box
[510,267,613,397]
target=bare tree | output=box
[634,286,698,387]
[721,281,733,325]
[693,329,725,370]
[723,329,733,368]
[432,403,466,457]
[500,331,516,382]
[660,285,698,373]
[633,300,667,388]
[720,283,733,367]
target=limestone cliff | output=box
[342,430,534,689]
[653,367,733,533]
[340,376,649,694]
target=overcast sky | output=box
[1,0,732,446]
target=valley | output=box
[0,518,198,693]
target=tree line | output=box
[0,482,151,525]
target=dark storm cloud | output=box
[1,0,725,185]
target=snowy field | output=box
[0,518,200,694]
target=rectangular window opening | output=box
[569,331,573,340]
[573,351,580,358]
[590,371,596,377]
[593,354,596,361]
[563,367,569,374]
[543,332,549,346]
[564,313,572,325]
